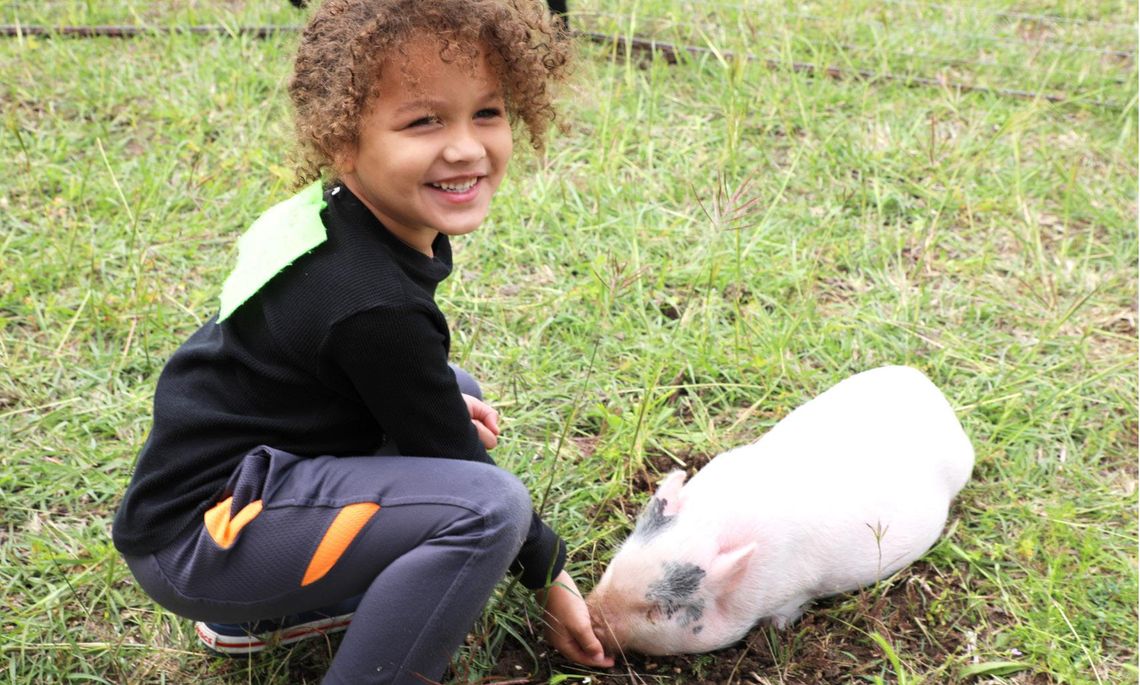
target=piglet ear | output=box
[653,470,687,517]
[631,471,688,540]
[708,542,756,594]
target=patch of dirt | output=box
[633,450,708,490]
[489,561,970,684]
[580,448,709,530]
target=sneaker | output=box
[195,595,362,655]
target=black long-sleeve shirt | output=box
[112,184,565,589]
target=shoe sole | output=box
[195,614,354,655]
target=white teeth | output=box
[432,178,477,192]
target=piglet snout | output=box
[585,591,619,652]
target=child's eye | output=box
[406,115,439,128]
[475,108,503,119]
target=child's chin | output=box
[437,222,483,237]
[436,212,489,237]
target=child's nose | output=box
[442,126,486,164]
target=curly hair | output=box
[288,0,572,185]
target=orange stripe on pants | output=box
[301,502,381,587]
[204,497,264,549]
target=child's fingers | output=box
[567,605,613,666]
[472,419,498,449]
[568,625,614,667]
[480,405,500,435]
[542,573,615,668]
[462,394,501,435]
[551,629,613,668]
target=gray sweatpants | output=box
[123,371,534,684]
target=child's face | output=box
[339,39,513,256]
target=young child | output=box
[111,0,614,681]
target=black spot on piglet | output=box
[632,497,675,540]
[653,561,704,598]
[646,561,706,626]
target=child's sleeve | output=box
[512,513,568,590]
[326,305,491,462]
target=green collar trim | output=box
[217,181,328,322]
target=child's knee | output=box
[477,467,533,540]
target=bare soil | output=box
[488,564,971,684]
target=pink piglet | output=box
[586,365,974,656]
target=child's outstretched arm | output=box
[537,570,615,668]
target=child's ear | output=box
[333,146,357,176]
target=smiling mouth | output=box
[429,177,479,193]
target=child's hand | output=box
[461,394,500,449]
[537,570,615,668]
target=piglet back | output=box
[695,366,974,501]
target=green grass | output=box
[2,1,1136,683]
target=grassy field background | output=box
[2,0,1136,683]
